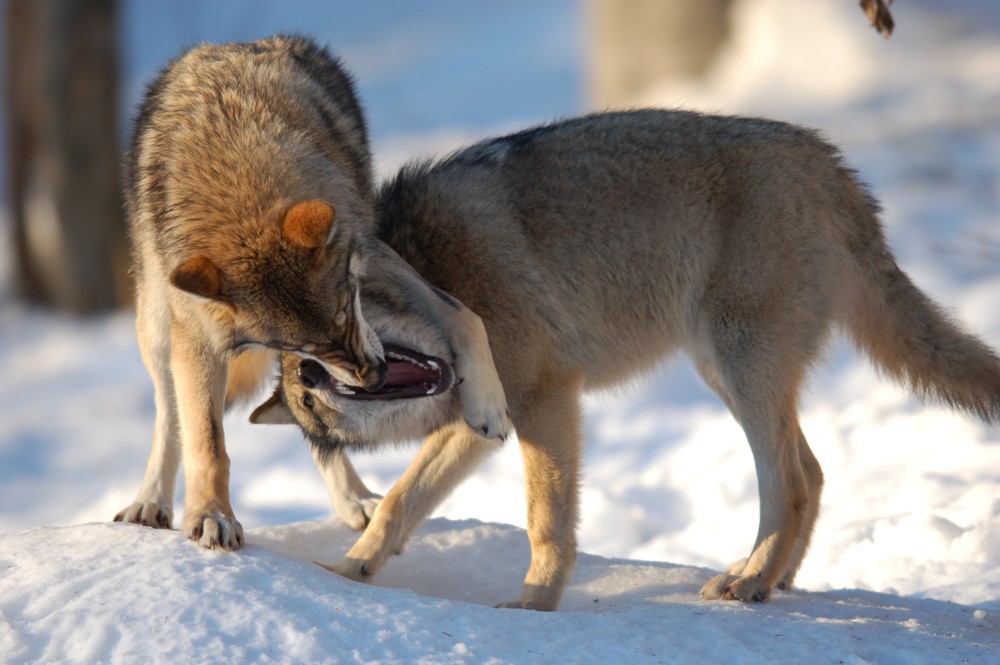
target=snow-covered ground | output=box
[2,1,1000,662]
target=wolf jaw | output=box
[299,343,454,400]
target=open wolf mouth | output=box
[301,343,454,401]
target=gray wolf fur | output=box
[117,35,510,549]
[253,109,1000,609]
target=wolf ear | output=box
[282,199,336,249]
[170,255,224,300]
[249,388,297,425]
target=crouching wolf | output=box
[252,109,1000,609]
[117,35,510,550]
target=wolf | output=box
[252,109,1000,610]
[116,35,510,550]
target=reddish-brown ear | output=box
[249,388,297,425]
[282,199,336,249]
[169,255,224,300]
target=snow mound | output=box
[1,520,998,664]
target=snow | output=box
[2,522,998,664]
[2,0,1000,662]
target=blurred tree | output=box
[5,0,128,313]
[587,0,734,109]
[587,1,896,109]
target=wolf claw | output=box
[114,502,174,529]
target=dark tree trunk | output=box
[5,0,128,313]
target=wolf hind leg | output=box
[693,331,815,602]
[692,354,823,593]
[778,430,823,590]
[699,388,809,602]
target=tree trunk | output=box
[587,0,734,109]
[5,0,128,313]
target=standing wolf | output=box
[117,35,510,550]
[254,110,1000,609]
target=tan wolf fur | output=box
[117,35,510,549]
[253,109,1000,609]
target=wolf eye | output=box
[302,393,315,410]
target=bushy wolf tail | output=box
[845,226,1000,423]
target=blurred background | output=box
[2,0,999,599]
[2,0,995,313]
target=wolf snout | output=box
[300,356,388,392]
[299,359,330,388]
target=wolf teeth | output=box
[386,350,433,371]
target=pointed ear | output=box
[170,255,224,300]
[249,388,297,425]
[282,199,336,249]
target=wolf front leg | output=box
[372,241,512,440]
[115,280,180,529]
[170,327,244,550]
[445,299,512,441]
[312,446,381,531]
[496,376,582,611]
[324,423,499,581]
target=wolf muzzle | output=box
[298,342,454,401]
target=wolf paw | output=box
[494,584,560,611]
[114,502,173,529]
[183,511,244,550]
[321,557,374,582]
[463,405,513,441]
[459,376,513,440]
[495,598,552,611]
[455,347,512,440]
[332,493,381,531]
[700,572,771,603]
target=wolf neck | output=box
[374,163,442,275]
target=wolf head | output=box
[249,283,460,451]
[169,198,386,390]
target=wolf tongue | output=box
[385,359,434,387]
